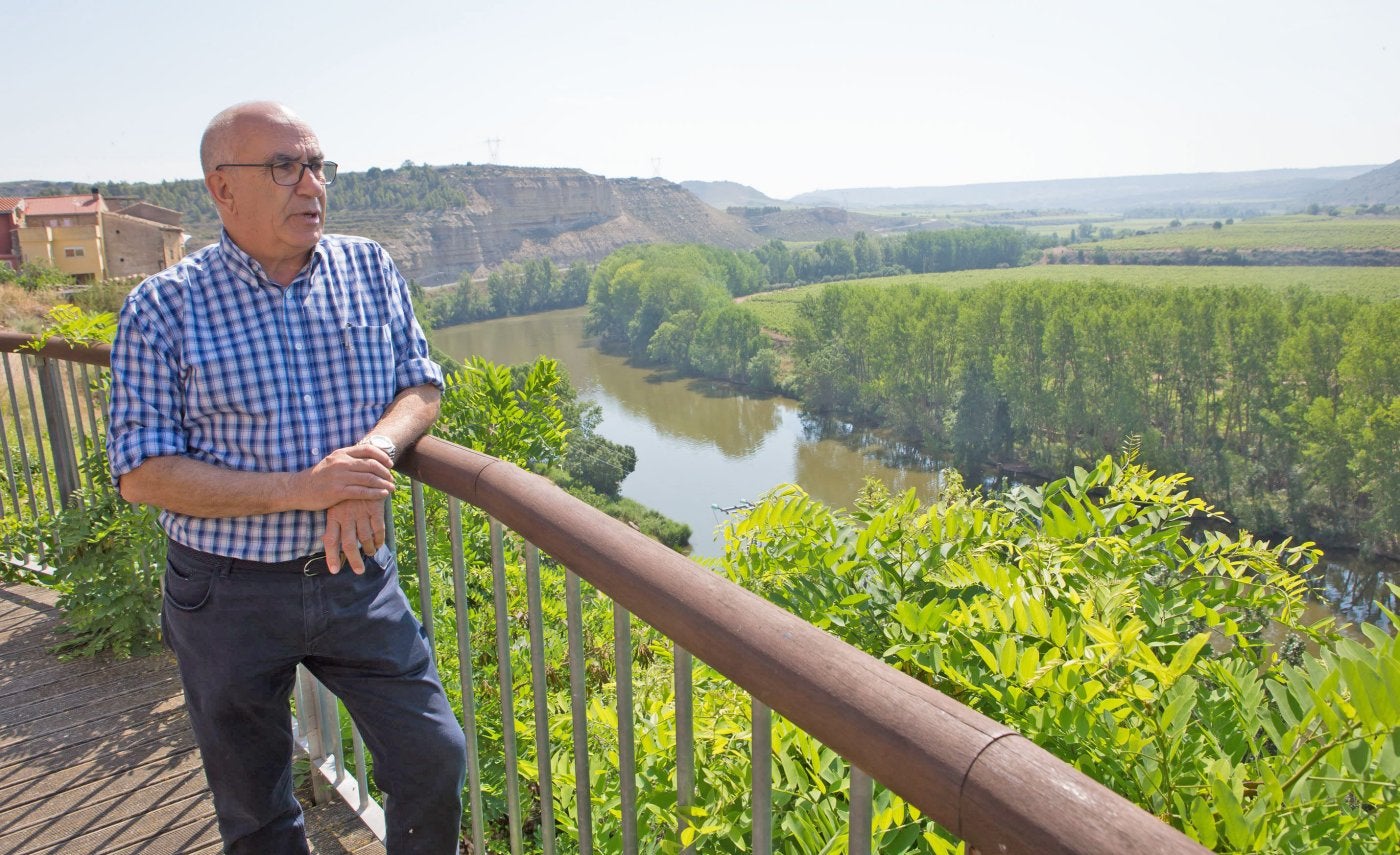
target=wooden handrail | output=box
[400,437,1208,854]
[0,332,112,367]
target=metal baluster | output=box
[614,603,637,855]
[294,666,331,805]
[752,697,772,855]
[29,358,69,512]
[79,363,103,454]
[525,542,557,854]
[565,569,593,855]
[321,684,345,787]
[450,498,486,854]
[412,482,435,651]
[352,721,370,810]
[675,646,695,854]
[7,356,47,566]
[61,361,92,495]
[4,357,38,522]
[849,765,873,855]
[0,367,19,557]
[489,518,524,854]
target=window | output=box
[63,246,85,258]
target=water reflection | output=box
[434,306,1400,616]
[1310,554,1397,630]
[434,308,936,556]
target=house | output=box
[0,197,22,271]
[14,189,185,283]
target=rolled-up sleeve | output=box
[381,247,445,393]
[107,294,186,486]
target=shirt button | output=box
[303,394,312,403]
[312,447,321,456]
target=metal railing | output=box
[0,332,1209,854]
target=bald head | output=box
[200,101,313,176]
[199,101,328,284]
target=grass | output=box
[743,265,1400,335]
[0,284,61,334]
[1079,214,1400,251]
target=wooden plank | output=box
[0,678,186,754]
[0,614,65,651]
[0,759,210,853]
[0,745,203,832]
[101,819,224,855]
[303,801,387,855]
[0,708,193,792]
[0,582,59,608]
[0,651,138,701]
[0,655,176,727]
[20,790,217,855]
[0,688,189,766]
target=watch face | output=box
[368,435,397,460]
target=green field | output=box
[743,264,1400,335]
[1078,214,1400,251]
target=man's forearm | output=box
[118,456,304,518]
[360,384,442,458]
[120,444,398,518]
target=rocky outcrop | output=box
[338,167,763,285]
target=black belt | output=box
[234,552,331,576]
[168,538,332,576]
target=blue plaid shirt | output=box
[107,231,444,561]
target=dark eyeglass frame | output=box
[214,160,338,186]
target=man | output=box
[107,101,466,854]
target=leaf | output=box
[1166,632,1212,686]
[1189,796,1218,850]
[1211,777,1252,850]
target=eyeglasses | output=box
[214,160,338,186]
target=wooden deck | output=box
[0,581,385,855]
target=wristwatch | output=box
[360,433,399,464]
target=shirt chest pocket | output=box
[345,323,396,408]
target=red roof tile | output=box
[21,194,106,216]
[0,197,23,213]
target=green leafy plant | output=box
[720,451,1398,852]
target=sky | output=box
[4,0,1398,200]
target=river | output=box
[433,306,1396,628]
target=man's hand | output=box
[323,498,387,574]
[292,445,395,511]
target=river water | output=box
[434,306,1396,628]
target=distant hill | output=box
[681,180,789,210]
[727,206,957,241]
[2,166,763,286]
[788,166,1382,214]
[1307,160,1400,206]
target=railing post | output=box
[36,356,79,508]
[565,568,593,855]
[615,603,638,855]
[450,498,487,855]
[489,519,525,855]
[751,698,772,855]
[294,666,332,806]
[675,646,694,854]
[849,765,873,855]
[525,543,557,855]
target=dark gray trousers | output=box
[162,539,466,854]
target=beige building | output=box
[15,190,185,283]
